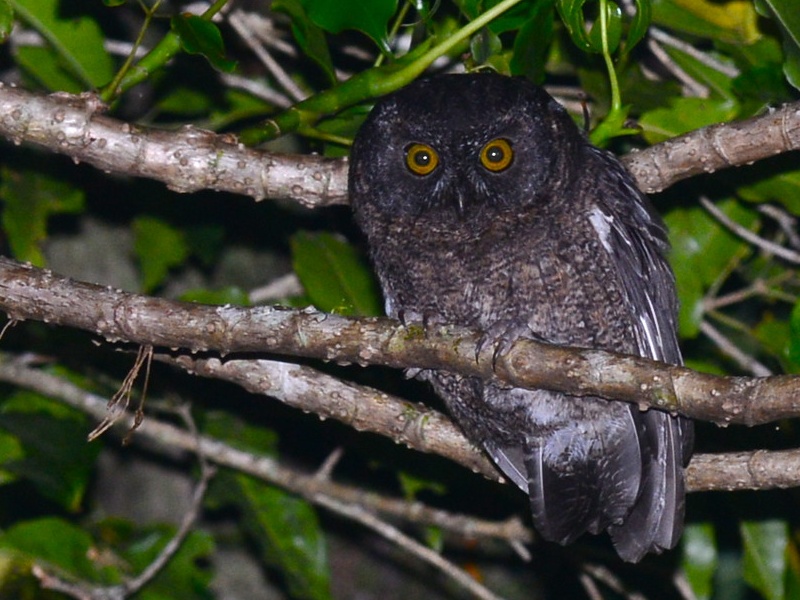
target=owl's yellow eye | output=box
[405,143,439,176]
[479,139,513,172]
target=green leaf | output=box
[510,0,555,82]
[682,523,717,600]
[741,520,789,600]
[120,525,214,600]
[0,0,13,43]
[0,166,85,266]
[623,0,651,54]
[273,0,336,84]
[0,429,24,486]
[556,0,598,53]
[236,474,332,600]
[788,301,800,369]
[291,231,382,316]
[665,200,758,338]
[757,0,800,90]
[738,167,800,215]
[0,518,99,580]
[299,0,398,53]
[756,313,797,373]
[638,96,739,144]
[588,0,622,55]
[10,0,115,90]
[180,286,250,306]
[0,390,101,511]
[133,216,190,293]
[156,86,214,116]
[651,0,760,45]
[171,14,237,73]
[662,44,737,100]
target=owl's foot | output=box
[475,319,544,370]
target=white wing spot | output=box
[588,207,614,253]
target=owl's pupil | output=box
[487,146,504,163]
[414,151,431,166]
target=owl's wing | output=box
[589,161,694,560]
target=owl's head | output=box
[349,73,585,231]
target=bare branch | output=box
[158,354,498,480]
[0,84,347,207]
[700,197,800,264]
[2,257,800,428]
[2,85,800,205]
[0,355,531,543]
[313,494,508,600]
[625,102,800,194]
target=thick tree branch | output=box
[625,103,800,193]
[0,83,347,207]
[2,85,799,203]
[159,354,498,480]
[2,256,800,430]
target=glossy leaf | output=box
[741,520,788,600]
[651,0,759,45]
[682,523,718,600]
[757,0,800,90]
[171,14,237,72]
[0,391,101,511]
[738,167,800,215]
[0,166,85,266]
[662,45,737,100]
[623,0,651,54]
[291,231,382,316]
[274,0,336,83]
[236,474,332,600]
[121,526,214,599]
[556,0,598,53]
[638,96,739,144]
[788,301,800,369]
[133,216,190,293]
[665,200,758,338]
[0,518,99,580]
[299,0,397,53]
[0,0,12,42]
[510,0,555,82]
[180,286,251,306]
[10,0,115,90]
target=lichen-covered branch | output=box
[1,256,800,429]
[2,85,799,205]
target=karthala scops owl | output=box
[348,72,693,562]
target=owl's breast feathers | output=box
[349,72,692,562]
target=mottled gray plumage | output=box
[348,73,693,562]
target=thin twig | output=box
[313,494,507,600]
[700,197,800,264]
[647,38,709,97]
[229,10,307,102]
[758,203,800,250]
[34,406,215,600]
[249,272,303,304]
[122,406,214,596]
[700,320,772,377]
[650,27,740,78]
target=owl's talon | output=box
[476,320,540,372]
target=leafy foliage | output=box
[0,0,800,599]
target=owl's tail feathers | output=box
[608,411,688,562]
[523,418,643,550]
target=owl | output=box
[348,72,693,562]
